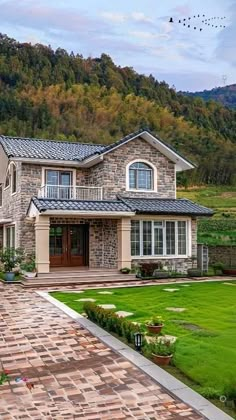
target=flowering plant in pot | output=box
[145,316,164,334]
[0,248,24,281]
[20,253,37,278]
[147,339,175,366]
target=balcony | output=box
[38,185,103,201]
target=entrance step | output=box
[21,274,137,288]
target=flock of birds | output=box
[169,15,227,32]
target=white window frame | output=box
[3,224,16,249]
[131,219,190,259]
[126,159,157,192]
[41,167,76,188]
[4,167,11,190]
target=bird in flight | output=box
[168,14,227,32]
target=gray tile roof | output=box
[0,136,105,161]
[0,129,194,166]
[31,197,132,213]
[119,197,213,216]
[30,196,213,216]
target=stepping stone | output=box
[62,290,84,293]
[146,335,177,345]
[223,282,236,286]
[180,285,190,287]
[115,311,133,318]
[166,307,186,312]
[99,304,116,309]
[77,298,96,302]
[163,288,180,292]
[98,291,113,294]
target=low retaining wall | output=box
[208,245,236,266]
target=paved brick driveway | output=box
[0,284,204,420]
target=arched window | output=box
[129,162,153,190]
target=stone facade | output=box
[87,137,176,199]
[208,245,236,266]
[0,137,197,272]
[50,217,118,268]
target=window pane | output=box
[143,221,152,255]
[0,184,2,206]
[138,170,152,189]
[129,169,136,189]
[166,221,175,255]
[12,165,17,193]
[11,227,15,249]
[131,221,140,256]
[154,227,163,255]
[6,228,11,248]
[178,221,187,255]
[5,170,10,188]
[46,170,59,185]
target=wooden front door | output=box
[50,225,89,267]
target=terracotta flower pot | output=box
[146,324,164,334]
[152,353,173,366]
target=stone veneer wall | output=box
[208,245,236,266]
[50,217,118,268]
[86,137,176,200]
[131,218,197,274]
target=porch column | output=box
[35,215,50,274]
[117,218,131,270]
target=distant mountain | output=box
[185,85,236,109]
[0,33,236,185]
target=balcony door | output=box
[50,225,89,267]
[45,170,72,199]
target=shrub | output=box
[83,302,142,344]
[0,248,24,272]
[212,262,225,275]
[139,262,163,277]
[144,339,175,357]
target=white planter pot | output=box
[24,272,37,279]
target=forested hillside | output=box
[186,85,236,109]
[0,34,236,185]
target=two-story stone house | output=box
[0,129,212,274]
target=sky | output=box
[0,0,235,91]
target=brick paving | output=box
[0,283,204,420]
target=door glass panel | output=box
[70,226,83,256]
[50,226,63,256]
[60,172,71,186]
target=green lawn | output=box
[52,281,236,402]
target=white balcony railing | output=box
[38,185,103,201]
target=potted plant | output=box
[20,253,37,278]
[145,316,164,334]
[150,340,175,366]
[0,248,24,281]
[120,267,131,274]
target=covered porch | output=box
[27,198,135,274]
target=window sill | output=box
[11,192,17,196]
[127,189,157,193]
[4,185,10,191]
[131,255,190,259]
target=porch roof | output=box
[29,197,134,216]
[119,196,213,217]
[28,196,213,218]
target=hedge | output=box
[83,302,144,345]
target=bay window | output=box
[131,220,188,257]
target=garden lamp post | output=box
[134,332,143,352]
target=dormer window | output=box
[128,161,154,191]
